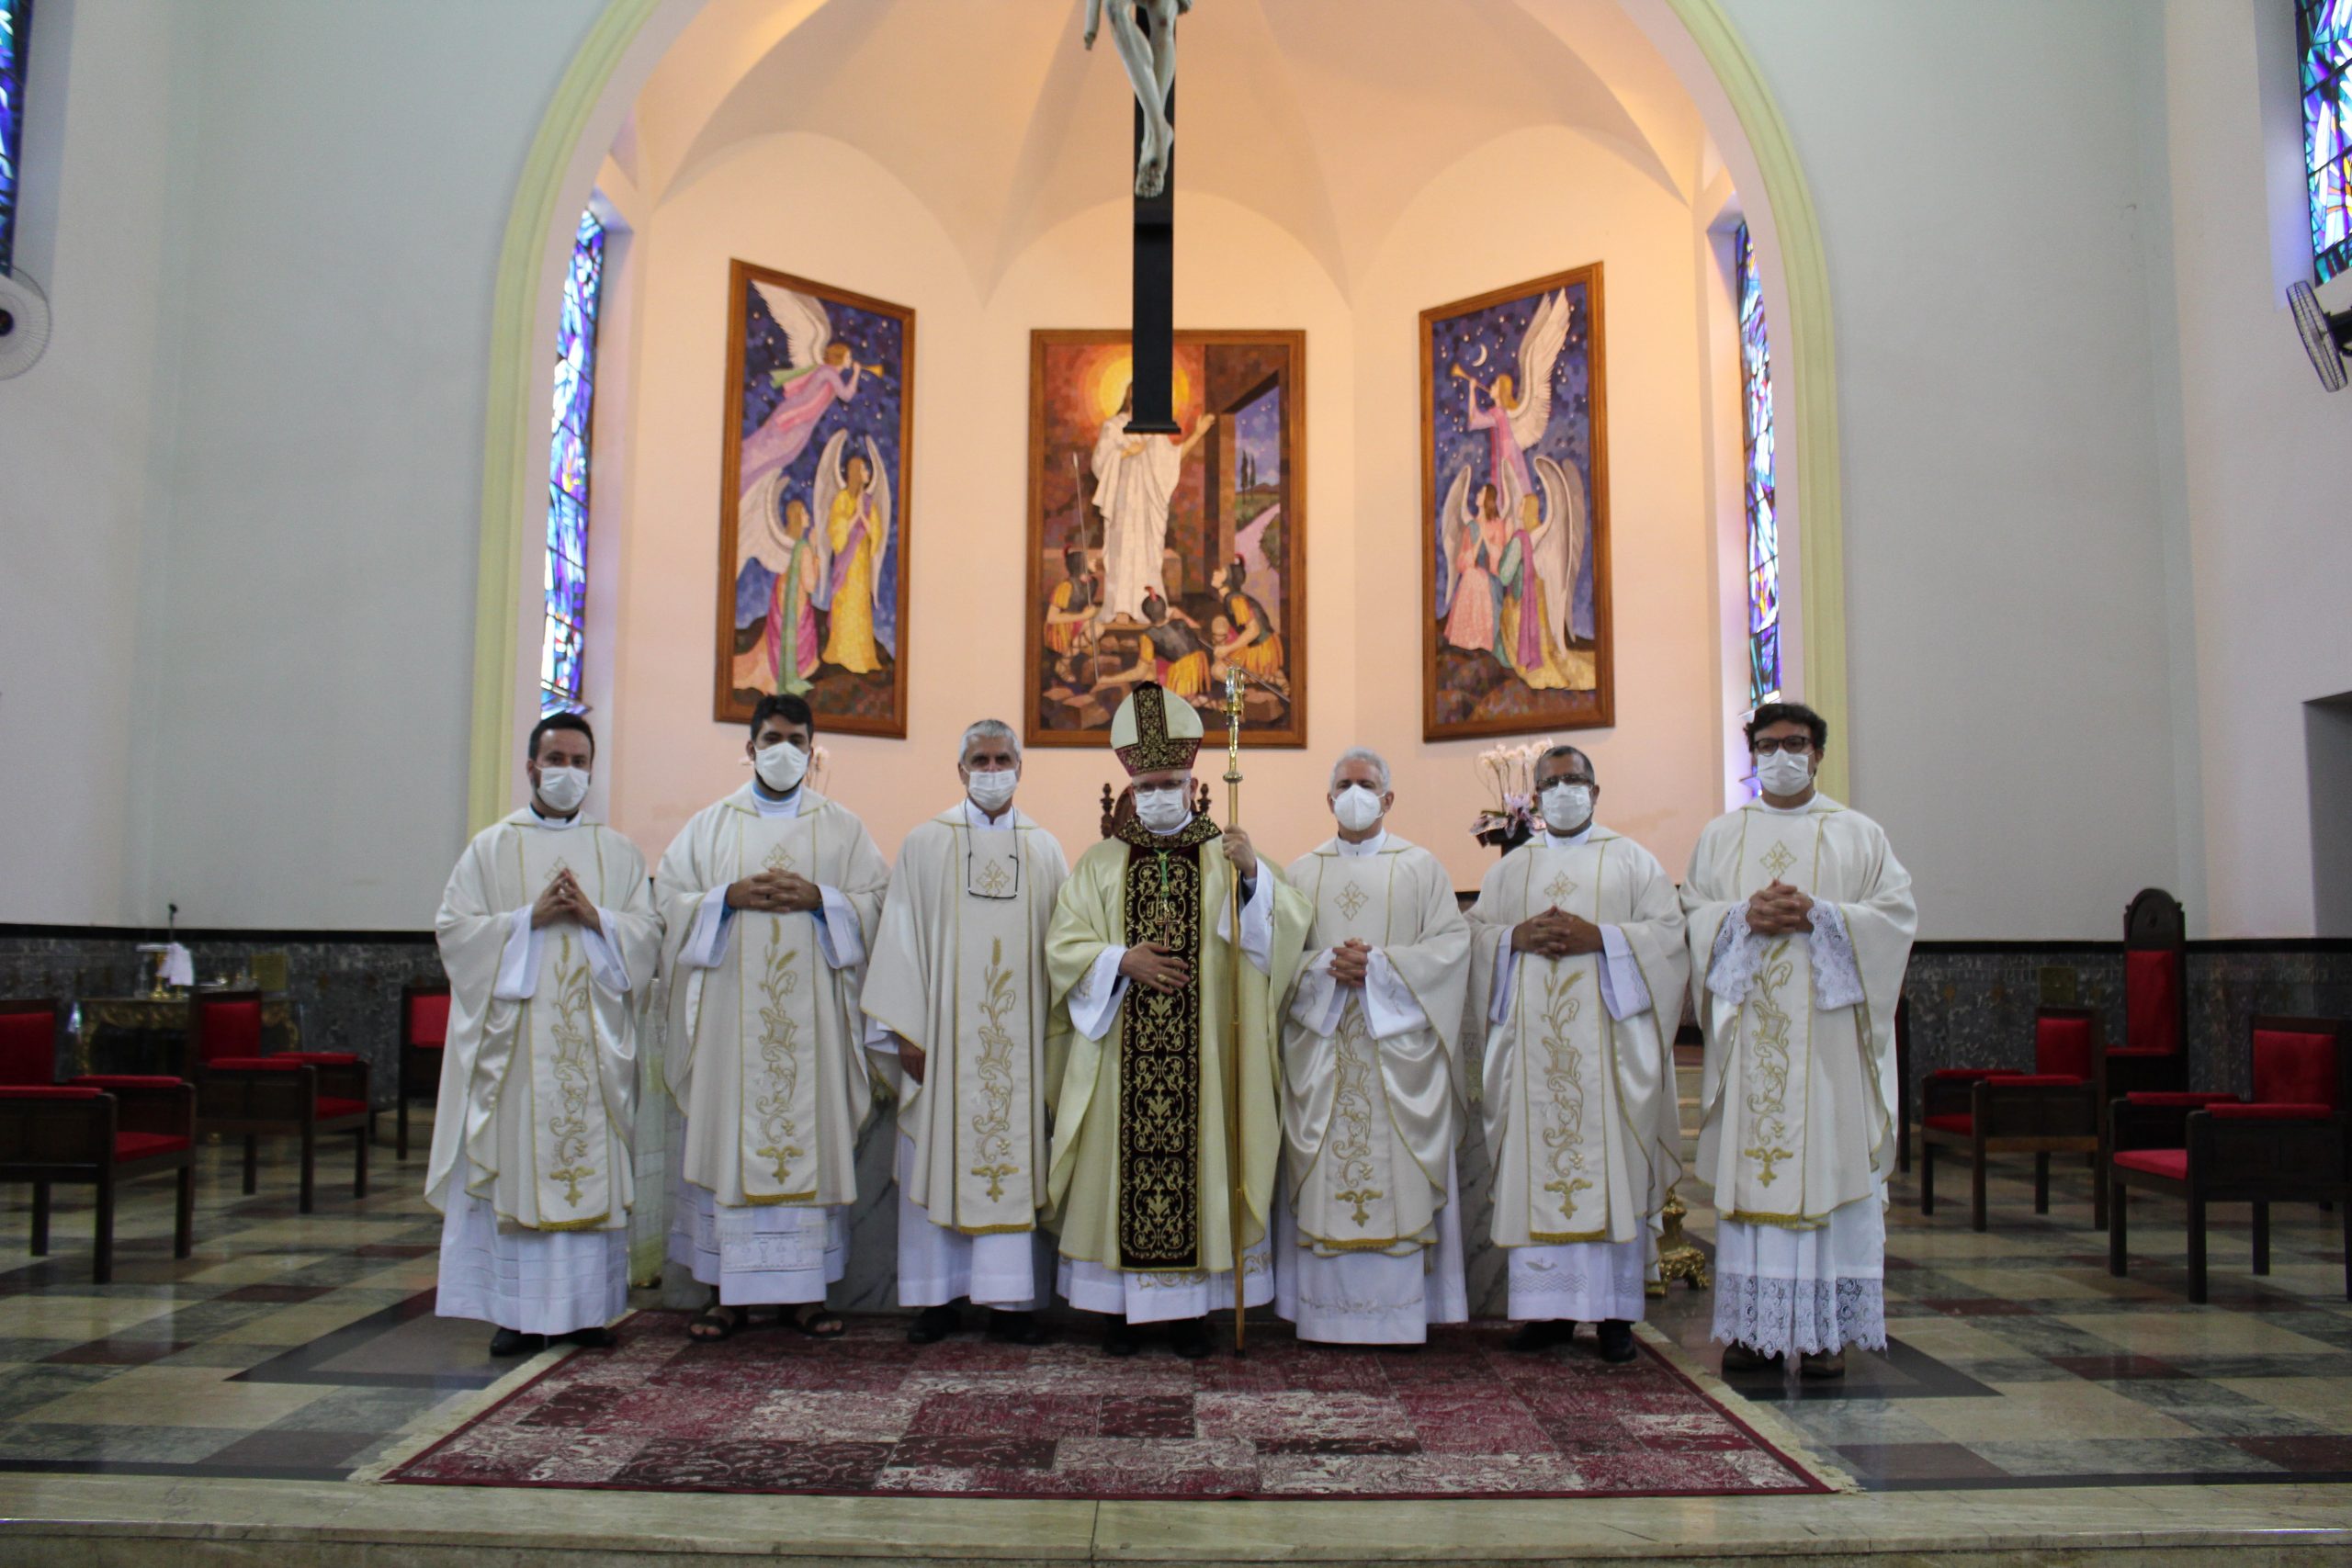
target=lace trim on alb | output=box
[1711,1271,1885,1357]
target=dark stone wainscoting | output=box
[0,924,445,1105]
[1901,939,2352,1100]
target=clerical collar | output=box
[751,785,803,818]
[960,799,1014,832]
[527,805,582,831]
[1335,830,1387,858]
[1544,823,1595,848]
[1758,794,1817,816]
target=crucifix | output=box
[1084,0,1190,434]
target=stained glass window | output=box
[0,0,32,275]
[2305,1,2352,280]
[540,208,605,715]
[1736,221,1779,709]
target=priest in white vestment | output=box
[1274,747,1472,1345]
[1464,744,1686,1364]
[1682,702,1916,1379]
[862,718,1070,1345]
[1045,682,1312,1357]
[430,713,663,1356]
[656,694,890,1342]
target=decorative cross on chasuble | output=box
[1335,882,1369,920]
[975,859,1012,897]
[1544,872,1578,904]
[543,858,575,888]
[1758,841,1796,879]
[763,841,798,875]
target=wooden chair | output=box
[388,982,451,1160]
[1920,1006,2104,1230]
[188,989,369,1213]
[2107,888,2189,1100]
[0,998,195,1281]
[2108,1015,2349,1303]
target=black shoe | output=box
[488,1327,547,1358]
[1507,1319,1575,1353]
[1167,1316,1211,1359]
[561,1326,616,1350]
[986,1309,1048,1346]
[1595,1320,1638,1363]
[907,1305,962,1345]
[1102,1319,1142,1358]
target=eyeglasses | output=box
[1751,736,1815,755]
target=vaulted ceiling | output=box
[617,0,1718,294]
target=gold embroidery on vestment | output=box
[968,936,1021,1202]
[1739,936,1798,1184]
[752,923,807,1185]
[1535,966,1597,1222]
[1329,1009,1384,1226]
[542,934,598,1211]
[1117,840,1204,1269]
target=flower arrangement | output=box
[1471,737,1554,852]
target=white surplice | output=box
[1274,831,1472,1344]
[430,807,662,1336]
[862,800,1069,1310]
[1681,794,1916,1356]
[1464,824,1687,1325]
[656,783,888,1306]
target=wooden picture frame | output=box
[1023,328,1307,749]
[713,259,914,737]
[1419,264,1612,740]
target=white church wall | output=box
[0,0,180,926]
[2160,0,2352,939]
[108,0,602,931]
[605,133,1366,869]
[601,124,1728,891]
[1724,0,2191,938]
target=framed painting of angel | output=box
[1419,265,1611,740]
[713,259,913,735]
[1023,328,1307,748]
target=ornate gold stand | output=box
[1647,1184,1711,1297]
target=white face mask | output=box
[535,765,589,814]
[754,739,809,794]
[1332,783,1384,833]
[1539,782,1592,835]
[1755,748,1815,797]
[967,767,1018,814]
[1133,781,1192,833]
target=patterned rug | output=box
[386,1314,1830,1499]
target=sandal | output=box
[782,1303,846,1338]
[688,1302,746,1342]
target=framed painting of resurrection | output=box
[714,259,914,736]
[1420,264,1612,739]
[1024,328,1307,748]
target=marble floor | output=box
[0,1138,2346,1562]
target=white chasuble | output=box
[656,786,888,1213]
[1680,796,1915,1230]
[1280,836,1470,1258]
[864,806,1070,1236]
[427,812,661,1235]
[1464,829,1686,1252]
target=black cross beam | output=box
[1125,5,1179,434]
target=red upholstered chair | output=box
[1919,1006,2105,1231]
[0,999,63,1088]
[189,988,370,1213]
[390,982,450,1160]
[0,1000,194,1281]
[2104,889,2190,1101]
[2108,1015,2350,1303]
